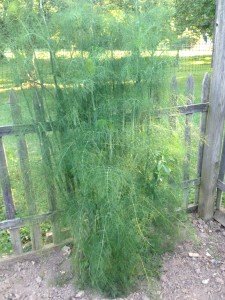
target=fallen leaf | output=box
[189,252,200,258]
[202,279,209,285]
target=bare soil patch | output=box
[1,214,225,300]
[160,215,225,299]
[0,245,150,300]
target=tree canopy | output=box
[0,0,216,56]
[174,0,216,40]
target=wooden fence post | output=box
[198,0,225,220]
[32,89,61,244]
[216,135,225,209]
[183,75,194,207]
[9,90,42,250]
[195,74,211,204]
[0,137,22,254]
[170,76,178,129]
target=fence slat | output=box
[0,123,54,137]
[32,90,61,244]
[195,73,211,204]
[9,91,42,250]
[217,179,225,192]
[214,209,225,227]
[215,130,225,209]
[152,103,208,117]
[0,212,54,230]
[183,75,194,207]
[183,178,200,189]
[170,76,178,128]
[198,0,225,220]
[0,137,22,254]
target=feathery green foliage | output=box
[2,0,187,296]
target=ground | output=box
[1,214,225,300]
[161,216,225,300]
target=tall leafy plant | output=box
[4,0,185,296]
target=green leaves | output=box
[174,0,216,39]
[2,0,186,296]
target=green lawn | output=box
[0,54,212,255]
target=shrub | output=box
[4,0,185,296]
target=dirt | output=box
[160,215,225,300]
[1,214,225,300]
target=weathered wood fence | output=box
[0,73,213,257]
[0,91,63,256]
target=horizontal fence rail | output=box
[0,103,209,138]
[183,178,201,189]
[153,103,209,116]
[0,122,54,137]
[0,212,54,231]
[217,179,225,192]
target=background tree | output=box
[174,0,216,41]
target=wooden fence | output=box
[0,73,212,257]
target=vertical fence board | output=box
[9,91,42,250]
[199,0,225,220]
[195,74,211,204]
[170,76,178,129]
[32,89,61,244]
[0,137,22,254]
[216,135,225,209]
[183,75,194,207]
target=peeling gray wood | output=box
[0,212,54,230]
[183,75,194,208]
[33,90,61,244]
[216,133,225,208]
[170,76,178,128]
[214,209,225,227]
[195,74,211,204]
[0,137,22,254]
[183,178,201,189]
[9,91,42,250]
[217,179,225,192]
[152,103,208,116]
[0,238,73,265]
[0,122,54,137]
[199,1,225,220]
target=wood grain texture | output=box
[183,75,194,208]
[0,123,54,136]
[0,212,54,230]
[0,137,22,254]
[0,238,73,265]
[183,178,200,189]
[170,76,178,128]
[33,90,61,244]
[216,134,225,208]
[217,179,225,192]
[214,209,225,227]
[152,103,208,116]
[198,1,225,220]
[9,91,42,250]
[195,74,211,204]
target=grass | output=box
[175,56,212,102]
[0,54,211,256]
